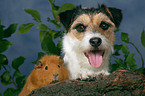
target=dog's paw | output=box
[76,73,96,81]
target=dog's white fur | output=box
[63,31,113,80]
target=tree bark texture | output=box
[29,70,145,96]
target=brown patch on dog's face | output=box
[68,13,115,44]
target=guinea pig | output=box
[19,55,69,96]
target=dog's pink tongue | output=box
[87,52,102,68]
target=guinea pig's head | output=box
[34,55,64,81]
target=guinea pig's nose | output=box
[53,74,59,81]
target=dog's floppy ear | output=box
[101,5,123,28]
[58,8,76,31]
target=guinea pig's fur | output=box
[19,55,69,96]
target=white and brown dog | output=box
[58,5,123,80]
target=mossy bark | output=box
[29,70,145,96]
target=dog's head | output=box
[58,5,123,68]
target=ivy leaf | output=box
[24,9,41,23]
[113,44,123,56]
[126,53,137,71]
[3,24,18,38]
[115,59,127,69]
[32,52,45,64]
[2,71,11,82]
[114,29,120,33]
[47,17,61,29]
[141,29,145,47]
[16,75,26,89]
[12,56,26,70]
[49,29,60,38]
[51,9,60,21]
[41,33,59,55]
[17,23,34,33]
[13,69,22,78]
[122,45,130,55]
[110,64,119,73]
[39,31,47,42]
[0,24,5,39]
[3,88,19,96]
[48,0,59,10]
[1,79,12,86]
[0,54,8,65]
[37,24,50,31]
[59,3,76,12]
[0,40,13,53]
[121,32,130,43]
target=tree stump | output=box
[29,70,145,96]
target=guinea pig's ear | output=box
[35,61,43,69]
[58,8,77,31]
[58,56,64,65]
[101,4,123,28]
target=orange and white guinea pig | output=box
[19,55,69,96]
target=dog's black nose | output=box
[89,37,102,48]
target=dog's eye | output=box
[75,24,86,32]
[99,22,110,30]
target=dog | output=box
[58,4,123,80]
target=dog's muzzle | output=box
[89,37,102,49]
[84,37,104,68]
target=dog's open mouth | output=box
[85,50,105,68]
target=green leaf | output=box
[59,3,76,12]
[51,9,60,21]
[0,54,8,65]
[16,75,26,89]
[4,88,17,96]
[121,32,130,43]
[49,29,59,37]
[115,59,127,69]
[2,71,11,82]
[110,64,119,73]
[0,40,13,53]
[0,93,2,96]
[48,0,59,10]
[41,33,59,55]
[126,53,137,71]
[114,44,122,50]
[32,52,45,64]
[13,70,22,78]
[1,79,12,86]
[122,45,130,55]
[17,23,34,33]
[113,44,123,56]
[12,56,26,70]
[141,29,145,47]
[37,24,50,31]
[47,18,61,29]
[0,23,5,39]
[114,29,120,33]
[3,24,18,38]
[39,31,47,42]
[24,9,41,23]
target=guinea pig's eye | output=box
[74,24,86,32]
[45,66,48,70]
[59,56,63,60]
[58,65,60,68]
[99,21,111,30]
